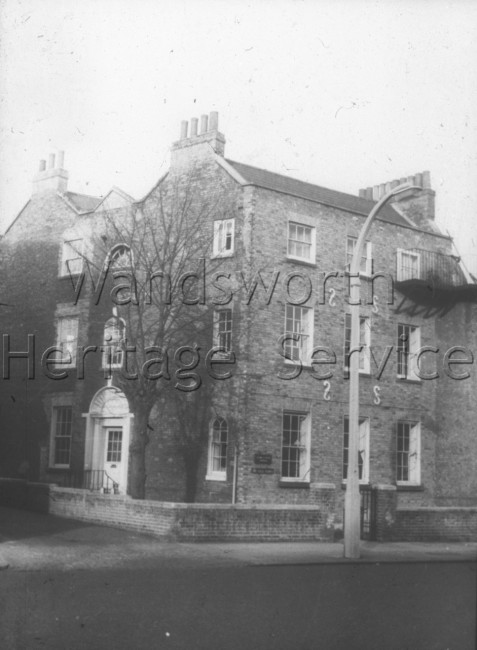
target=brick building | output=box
[1,112,476,537]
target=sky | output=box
[0,0,476,275]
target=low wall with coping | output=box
[2,478,476,542]
[0,478,335,541]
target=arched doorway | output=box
[83,387,132,494]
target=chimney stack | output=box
[358,170,436,229]
[170,110,226,168]
[32,151,69,195]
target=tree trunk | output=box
[128,409,150,499]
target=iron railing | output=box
[58,469,118,493]
[396,248,466,289]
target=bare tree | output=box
[73,168,237,500]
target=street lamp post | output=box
[343,182,420,559]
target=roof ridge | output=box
[225,158,369,202]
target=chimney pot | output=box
[180,120,188,140]
[39,159,46,172]
[48,154,55,169]
[209,111,219,131]
[365,187,373,200]
[422,171,431,189]
[57,151,65,169]
[200,114,208,134]
[359,189,366,198]
[190,118,198,137]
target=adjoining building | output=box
[1,112,476,540]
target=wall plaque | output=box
[251,467,274,475]
[253,452,273,465]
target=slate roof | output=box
[226,160,409,227]
[65,191,102,212]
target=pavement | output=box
[1,505,476,571]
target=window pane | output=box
[282,412,308,479]
[210,418,228,474]
[288,222,312,260]
[54,406,72,465]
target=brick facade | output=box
[1,114,476,540]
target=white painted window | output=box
[206,417,228,480]
[346,236,373,276]
[102,317,126,370]
[287,222,316,263]
[284,305,314,365]
[213,309,233,355]
[396,421,421,485]
[60,239,84,276]
[55,317,79,367]
[343,417,370,484]
[281,411,311,481]
[397,249,420,281]
[49,404,73,468]
[344,314,371,374]
[397,324,421,380]
[213,219,235,256]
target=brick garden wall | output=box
[2,478,477,542]
[0,479,335,541]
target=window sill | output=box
[396,484,424,491]
[279,480,310,489]
[285,256,316,268]
[206,474,227,482]
[341,481,371,489]
[48,466,70,472]
[211,252,234,260]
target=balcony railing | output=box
[58,469,118,493]
[396,248,466,288]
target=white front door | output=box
[104,426,124,490]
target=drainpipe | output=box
[232,444,238,504]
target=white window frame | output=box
[213,219,235,257]
[49,402,73,468]
[206,417,228,481]
[346,236,373,276]
[281,411,311,482]
[60,239,84,277]
[344,314,371,374]
[343,417,370,484]
[397,249,421,282]
[287,221,316,263]
[109,244,133,270]
[396,421,421,486]
[102,317,126,370]
[284,305,314,366]
[55,317,79,368]
[397,323,421,381]
[213,308,233,357]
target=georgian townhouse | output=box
[1,112,476,538]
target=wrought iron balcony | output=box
[395,248,477,307]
